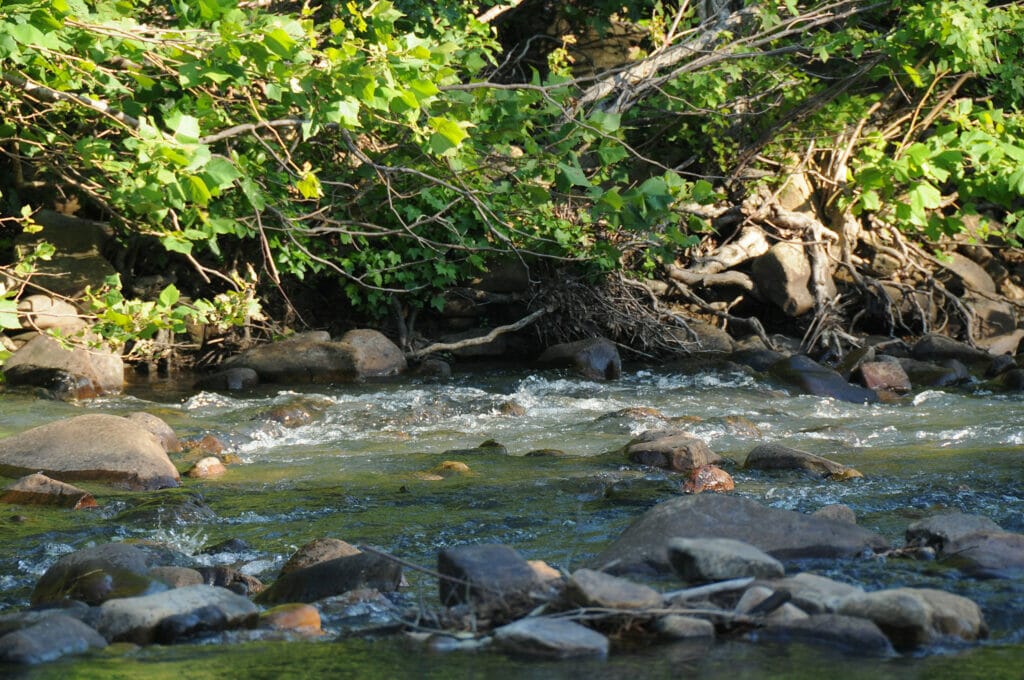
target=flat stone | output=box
[744,443,862,480]
[668,538,785,583]
[627,434,720,472]
[942,531,1024,579]
[566,568,662,610]
[96,584,258,644]
[905,512,1003,553]
[857,361,911,393]
[257,551,401,604]
[0,614,106,665]
[280,538,361,575]
[591,494,888,575]
[654,615,716,640]
[0,414,179,490]
[1,473,97,510]
[493,617,609,658]
[837,587,987,650]
[765,573,864,614]
[757,614,894,656]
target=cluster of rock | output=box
[2,494,1007,666]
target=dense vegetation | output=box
[1,0,1022,358]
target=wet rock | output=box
[757,614,894,656]
[537,337,621,380]
[731,347,786,372]
[259,404,315,428]
[438,544,539,614]
[193,367,260,391]
[834,346,875,380]
[493,617,609,658]
[985,353,1017,378]
[856,361,911,393]
[812,504,857,524]
[195,566,264,596]
[668,538,785,583]
[942,531,1024,579]
[201,538,253,555]
[499,400,526,416]
[905,512,1003,553]
[32,543,164,606]
[626,434,720,473]
[186,456,227,479]
[999,368,1024,391]
[149,566,204,589]
[96,584,259,644]
[17,295,87,334]
[751,241,816,317]
[0,614,107,665]
[591,494,888,575]
[126,412,181,452]
[280,538,361,575]
[0,414,179,490]
[1,473,97,510]
[443,439,508,456]
[654,615,715,640]
[117,492,216,525]
[182,434,226,456]
[257,551,401,605]
[566,568,662,610]
[736,586,807,622]
[744,443,862,480]
[898,357,970,387]
[430,460,471,477]
[2,334,123,398]
[259,603,322,635]
[837,587,987,650]
[911,334,989,366]
[765,573,864,614]
[337,329,407,377]
[525,449,567,457]
[768,355,878,404]
[411,358,452,380]
[680,465,735,494]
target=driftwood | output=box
[688,224,771,275]
[408,307,548,359]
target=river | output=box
[1,360,1023,677]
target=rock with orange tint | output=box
[681,465,735,494]
[183,434,225,456]
[1,473,97,509]
[430,460,470,477]
[528,560,563,584]
[259,603,322,635]
[186,457,226,479]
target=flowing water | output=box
[1,360,1023,677]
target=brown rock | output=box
[537,337,621,380]
[837,587,987,650]
[186,457,227,479]
[745,443,861,480]
[338,329,407,376]
[857,361,911,393]
[281,538,362,575]
[567,568,662,610]
[430,460,471,477]
[126,412,181,452]
[2,334,123,398]
[257,552,401,605]
[1,473,97,510]
[626,434,720,473]
[148,566,204,588]
[681,465,735,494]
[259,603,322,635]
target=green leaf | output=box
[910,181,942,211]
[296,170,322,199]
[166,113,201,144]
[861,190,881,212]
[158,284,180,308]
[0,299,20,330]
[264,27,296,58]
[203,156,241,189]
[557,163,589,188]
[161,235,193,255]
[186,175,212,206]
[428,117,470,149]
[326,98,361,127]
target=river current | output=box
[1,361,1022,677]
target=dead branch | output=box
[477,1,526,24]
[409,307,549,359]
[688,224,771,275]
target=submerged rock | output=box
[0,473,97,510]
[193,367,260,391]
[744,443,862,480]
[0,614,107,665]
[668,538,785,583]
[591,494,888,575]
[837,587,987,650]
[493,617,609,658]
[768,355,879,404]
[0,414,179,490]
[537,337,621,380]
[95,584,258,644]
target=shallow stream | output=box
[1,361,1023,677]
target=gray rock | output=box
[627,434,720,473]
[744,443,862,480]
[0,614,106,664]
[766,573,864,614]
[769,355,879,404]
[493,617,609,658]
[811,504,857,524]
[3,333,123,398]
[898,357,971,387]
[591,494,888,575]
[752,242,816,317]
[96,584,258,644]
[280,537,361,575]
[905,512,1003,553]
[942,531,1024,579]
[911,334,989,366]
[257,551,401,604]
[654,615,715,640]
[735,585,808,622]
[566,569,662,610]
[669,538,785,582]
[0,414,180,490]
[149,566,205,589]
[193,367,260,391]
[17,295,87,334]
[837,587,987,650]
[438,544,539,615]
[757,614,894,656]
[338,329,407,376]
[538,337,621,380]
[32,543,163,606]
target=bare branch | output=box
[409,307,549,359]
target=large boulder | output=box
[537,337,622,380]
[744,443,862,480]
[32,543,164,606]
[751,242,816,317]
[769,355,879,404]
[837,587,987,650]
[591,494,888,575]
[941,531,1024,579]
[95,584,258,644]
[280,537,361,575]
[2,333,124,398]
[668,537,785,582]
[223,329,405,383]
[0,414,179,490]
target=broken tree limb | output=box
[408,307,549,359]
[689,224,771,275]
[666,264,755,292]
